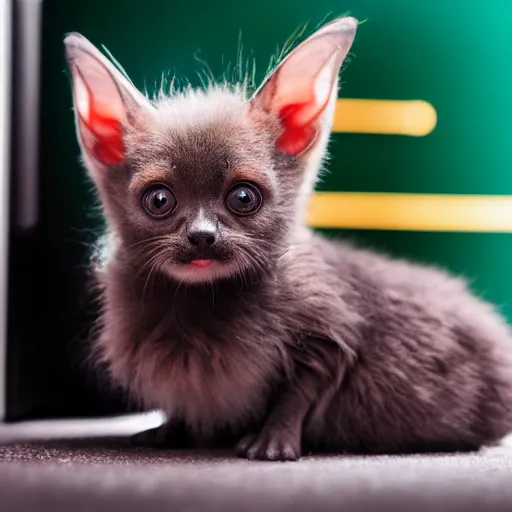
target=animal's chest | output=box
[128,307,287,433]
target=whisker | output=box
[125,235,172,252]
[141,259,160,306]
[172,279,184,313]
[141,252,169,306]
[135,249,165,279]
[209,280,216,308]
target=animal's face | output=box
[64,17,357,284]
[102,90,288,283]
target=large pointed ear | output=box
[64,33,155,167]
[249,17,357,156]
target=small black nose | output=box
[187,229,216,249]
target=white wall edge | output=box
[0,0,12,421]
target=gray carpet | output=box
[1,436,512,512]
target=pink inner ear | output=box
[275,104,317,155]
[74,68,126,165]
[80,101,125,166]
[271,62,333,156]
[86,110,125,165]
[275,95,328,155]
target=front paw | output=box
[236,429,301,461]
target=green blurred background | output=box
[40,0,512,319]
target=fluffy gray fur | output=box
[64,17,512,461]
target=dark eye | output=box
[142,185,177,218]
[225,182,263,216]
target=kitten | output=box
[64,17,512,461]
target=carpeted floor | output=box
[1,435,512,512]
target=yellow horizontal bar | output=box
[333,99,437,136]
[307,192,512,232]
